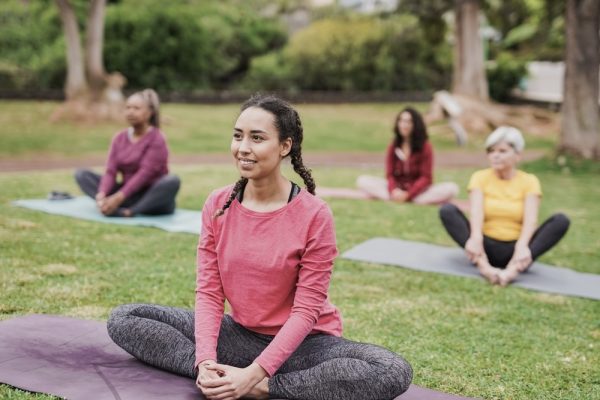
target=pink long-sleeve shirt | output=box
[195,186,343,376]
[99,127,169,198]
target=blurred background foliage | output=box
[0,0,565,101]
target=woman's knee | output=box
[439,202,459,221]
[354,343,413,396]
[447,182,460,197]
[74,168,91,183]
[160,174,181,191]
[355,175,371,191]
[386,354,413,395]
[107,303,140,339]
[367,348,413,397]
[552,212,571,232]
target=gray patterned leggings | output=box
[107,304,412,400]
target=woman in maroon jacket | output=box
[356,107,458,204]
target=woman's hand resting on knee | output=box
[197,362,268,400]
[464,235,484,264]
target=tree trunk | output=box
[53,0,125,122]
[86,0,107,100]
[452,0,489,101]
[560,0,600,159]
[55,0,88,101]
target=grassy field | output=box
[0,101,598,399]
[0,100,557,158]
[1,163,599,400]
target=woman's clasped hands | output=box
[196,360,268,400]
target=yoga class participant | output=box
[317,107,458,205]
[440,126,570,286]
[107,95,413,400]
[75,89,180,217]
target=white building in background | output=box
[308,0,398,13]
[338,0,398,13]
[513,62,600,104]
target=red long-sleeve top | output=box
[195,186,343,376]
[98,127,169,198]
[385,140,433,200]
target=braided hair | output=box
[393,106,428,153]
[214,94,315,217]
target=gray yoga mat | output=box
[13,197,202,235]
[0,315,477,400]
[342,238,600,300]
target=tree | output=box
[560,0,600,159]
[452,0,488,101]
[54,0,125,121]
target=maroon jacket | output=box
[99,127,169,198]
[385,140,433,200]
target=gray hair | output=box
[485,126,525,153]
[130,89,160,128]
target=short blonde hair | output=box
[485,126,524,153]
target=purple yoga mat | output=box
[0,315,476,400]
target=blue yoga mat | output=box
[342,238,600,300]
[13,197,202,235]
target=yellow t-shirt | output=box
[468,168,542,241]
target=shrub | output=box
[104,6,213,90]
[244,52,293,91]
[486,52,528,102]
[0,0,287,91]
[0,2,64,90]
[244,14,451,92]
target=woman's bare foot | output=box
[244,377,269,399]
[498,267,520,287]
[121,208,132,217]
[478,265,502,285]
[474,255,501,285]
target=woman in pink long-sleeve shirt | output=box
[107,95,412,400]
[74,89,180,217]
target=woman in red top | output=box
[107,95,412,400]
[356,107,458,204]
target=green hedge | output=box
[104,2,286,90]
[0,0,286,91]
[245,15,452,92]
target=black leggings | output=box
[74,169,180,215]
[439,203,570,268]
[107,304,413,400]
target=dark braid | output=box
[214,177,247,218]
[289,109,315,194]
[290,151,315,195]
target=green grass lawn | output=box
[0,100,557,158]
[1,162,599,400]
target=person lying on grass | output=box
[440,126,570,286]
[107,94,413,400]
[75,89,180,217]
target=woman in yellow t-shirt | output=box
[439,127,570,286]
